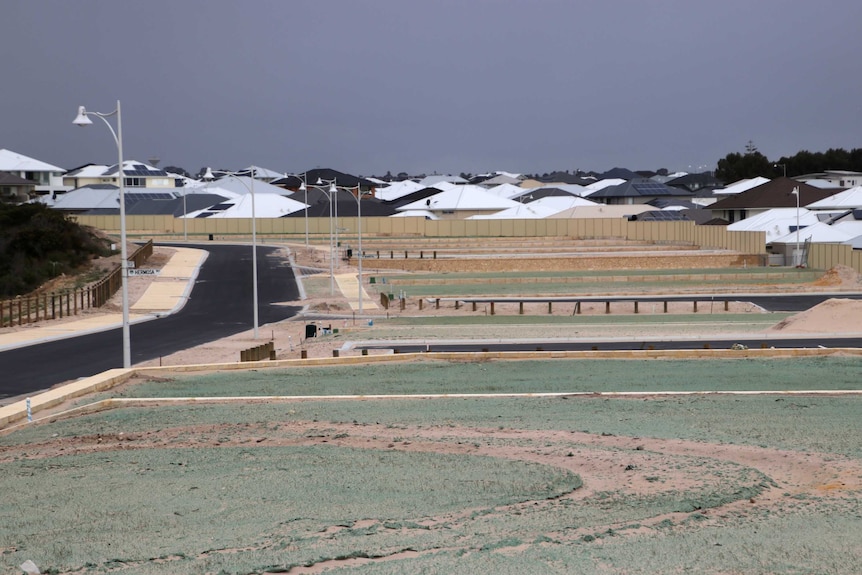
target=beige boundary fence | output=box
[70,214,861,275]
[75,215,766,252]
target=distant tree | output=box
[715,142,773,182]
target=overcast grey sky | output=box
[4,0,861,177]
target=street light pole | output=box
[792,186,800,267]
[73,100,131,368]
[316,178,338,295]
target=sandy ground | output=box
[4,245,862,574]
[6,244,862,367]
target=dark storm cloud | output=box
[3,0,861,176]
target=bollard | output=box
[433,251,437,259]
[634,301,639,314]
[663,301,668,313]
[548,302,553,314]
[419,298,424,310]
[435,298,440,309]
[420,250,424,259]
[519,302,524,315]
[472,301,477,312]
[605,301,610,314]
[724,300,729,311]
[455,300,460,310]
[693,301,698,313]
[490,302,495,315]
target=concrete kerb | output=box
[4,346,862,431]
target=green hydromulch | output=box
[2,357,861,574]
[116,356,860,398]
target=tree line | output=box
[716,142,862,183]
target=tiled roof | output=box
[709,178,836,210]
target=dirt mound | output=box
[770,298,862,333]
[812,264,862,288]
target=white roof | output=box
[201,175,285,196]
[467,202,561,219]
[802,179,843,189]
[548,204,653,219]
[397,185,521,212]
[484,183,525,199]
[580,179,626,197]
[727,207,819,242]
[374,179,425,201]
[526,195,598,214]
[390,209,439,220]
[243,165,285,180]
[0,149,65,172]
[67,164,111,178]
[185,192,306,218]
[480,174,522,186]
[417,174,467,187]
[713,176,770,195]
[806,186,862,210]
[834,220,862,238]
[772,221,856,244]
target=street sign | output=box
[128,269,161,276]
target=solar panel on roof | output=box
[208,203,233,211]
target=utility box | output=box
[305,324,317,338]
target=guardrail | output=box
[0,240,153,328]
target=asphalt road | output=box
[358,336,862,354]
[0,244,301,399]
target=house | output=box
[598,167,642,180]
[63,161,175,190]
[0,148,68,199]
[709,178,837,223]
[396,184,521,219]
[586,179,695,205]
[0,172,38,203]
[727,208,820,243]
[797,170,862,189]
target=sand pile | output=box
[770,298,862,334]
[811,264,862,288]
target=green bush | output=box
[0,203,111,296]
